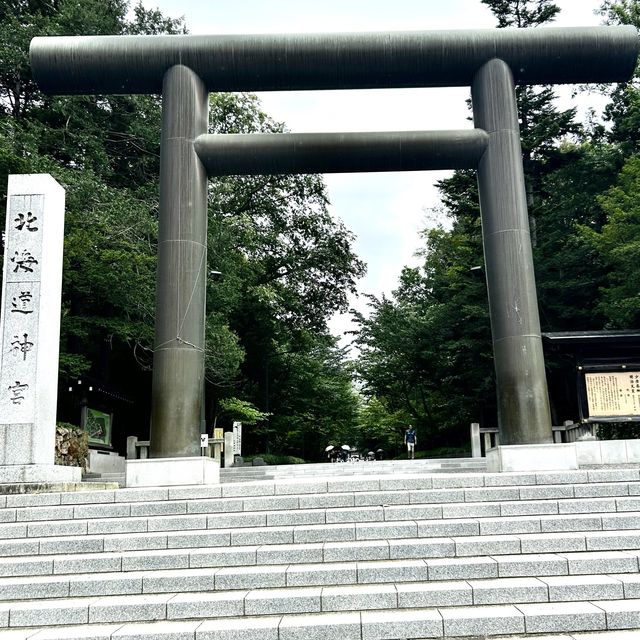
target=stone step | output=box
[82,474,125,486]
[6,509,640,547]
[1,468,638,509]
[1,559,640,604]
[0,463,639,639]
[0,596,637,637]
[1,477,640,521]
[2,493,640,539]
[1,507,639,546]
[217,466,490,482]
[2,517,640,560]
[0,540,639,581]
[220,458,487,475]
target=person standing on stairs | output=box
[404,425,417,460]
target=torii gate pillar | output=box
[472,59,552,445]
[150,65,209,458]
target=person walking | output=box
[404,425,417,459]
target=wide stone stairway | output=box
[1,462,640,639]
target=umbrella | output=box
[325,445,334,452]
[341,444,351,451]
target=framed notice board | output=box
[578,364,640,423]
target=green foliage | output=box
[599,0,640,27]
[480,0,560,27]
[203,93,365,459]
[597,422,640,439]
[598,2,640,158]
[358,0,640,440]
[0,0,365,457]
[242,453,305,466]
[247,333,360,461]
[354,218,495,445]
[218,398,270,425]
[579,155,640,328]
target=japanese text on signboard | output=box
[585,371,640,418]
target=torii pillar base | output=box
[125,457,220,487]
[487,443,578,473]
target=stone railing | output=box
[126,436,225,463]
[470,421,596,457]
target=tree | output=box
[354,397,407,459]
[481,0,560,26]
[203,92,365,457]
[353,0,601,443]
[217,398,270,426]
[596,1,640,158]
[354,220,495,447]
[0,1,366,456]
[579,154,640,328]
[534,140,619,331]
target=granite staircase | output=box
[82,457,488,487]
[219,457,488,483]
[1,464,640,639]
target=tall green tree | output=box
[597,1,640,156]
[0,0,365,456]
[354,220,494,448]
[579,154,640,328]
[354,0,605,442]
[203,92,365,457]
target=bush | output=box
[596,422,640,440]
[55,422,88,469]
[243,453,305,466]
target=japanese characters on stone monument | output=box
[0,174,80,482]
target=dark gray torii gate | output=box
[30,27,639,458]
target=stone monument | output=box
[0,174,80,483]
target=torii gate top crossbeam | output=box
[30,26,638,95]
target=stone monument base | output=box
[487,443,578,473]
[0,464,82,484]
[126,457,220,487]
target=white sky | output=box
[141,0,608,347]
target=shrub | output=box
[243,453,305,466]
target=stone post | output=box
[126,436,138,460]
[224,431,235,468]
[470,423,482,458]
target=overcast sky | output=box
[140,0,608,347]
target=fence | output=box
[470,421,596,457]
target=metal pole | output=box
[472,58,552,445]
[150,65,209,458]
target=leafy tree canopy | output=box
[0,0,365,459]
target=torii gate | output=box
[30,27,639,464]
